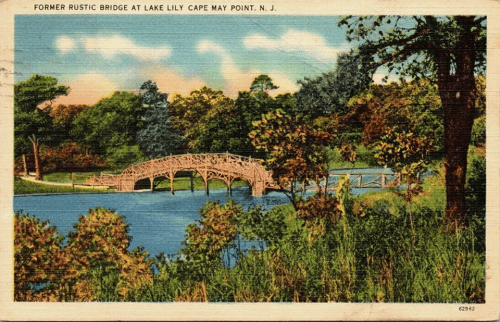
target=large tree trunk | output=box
[436,16,477,232]
[22,154,29,176]
[29,134,43,181]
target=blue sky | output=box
[15,15,358,105]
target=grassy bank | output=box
[14,177,111,195]
[154,176,249,191]
[43,171,121,183]
[17,173,249,194]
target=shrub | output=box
[14,212,65,301]
[40,142,107,173]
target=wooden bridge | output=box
[328,171,401,189]
[303,170,402,192]
[89,153,277,196]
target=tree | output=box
[14,74,69,179]
[296,49,374,121]
[373,129,436,235]
[50,104,89,146]
[249,109,333,205]
[136,81,183,158]
[179,200,241,301]
[170,86,252,154]
[64,208,152,300]
[347,79,443,152]
[338,15,486,232]
[14,212,65,301]
[250,74,279,93]
[71,91,146,167]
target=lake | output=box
[14,169,403,258]
[13,187,294,258]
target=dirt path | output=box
[18,176,109,190]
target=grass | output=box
[43,170,122,183]
[153,176,249,191]
[14,177,112,195]
[18,172,249,194]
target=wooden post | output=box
[381,174,386,188]
[205,180,209,196]
[71,173,74,191]
[170,174,174,195]
[150,176,154,192]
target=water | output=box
[13,187,294,258]
[13,168,405,258]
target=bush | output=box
[470,115,486,147]
[40,142,107,173]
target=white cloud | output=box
[55,34,172,61]
[55,36,77,53]
[197,39,298,97]
[244,29,343,63]
[51,73,119,106]
[83,35,172,61]
[141,65,206,97]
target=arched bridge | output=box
[90,153,277,196]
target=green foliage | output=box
[249,109,333,202]
[136,81,183,158]
[14,108,54,157]
[324,146,376,169]
[470,115,486,147]
[374,129,435,178]
[250,74,279,93]
[168,77,297,156]
[170,86,244,154]
[348,79,444,152]
[14,74,69,113]
[107,144,146,169]
[179,200,241,283]
[14,74,69,162]
[338,143,358,167]
[236,204,294,249]
[338,15,486,232]
[50,104,89,146]
[373,128,436,233]
[14,212,65,301]
[71,91,146,167]
[15,178,485,302]
[338,16,486,78]
[13,177,110,195]
[466,149,486,253]
[296,49,374,120]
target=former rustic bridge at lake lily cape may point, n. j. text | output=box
[1,0,499,321]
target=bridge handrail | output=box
[126,152,258,166]
[121,153,272,177]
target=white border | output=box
[1,0,499,320]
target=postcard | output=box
[1,0,499,320]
